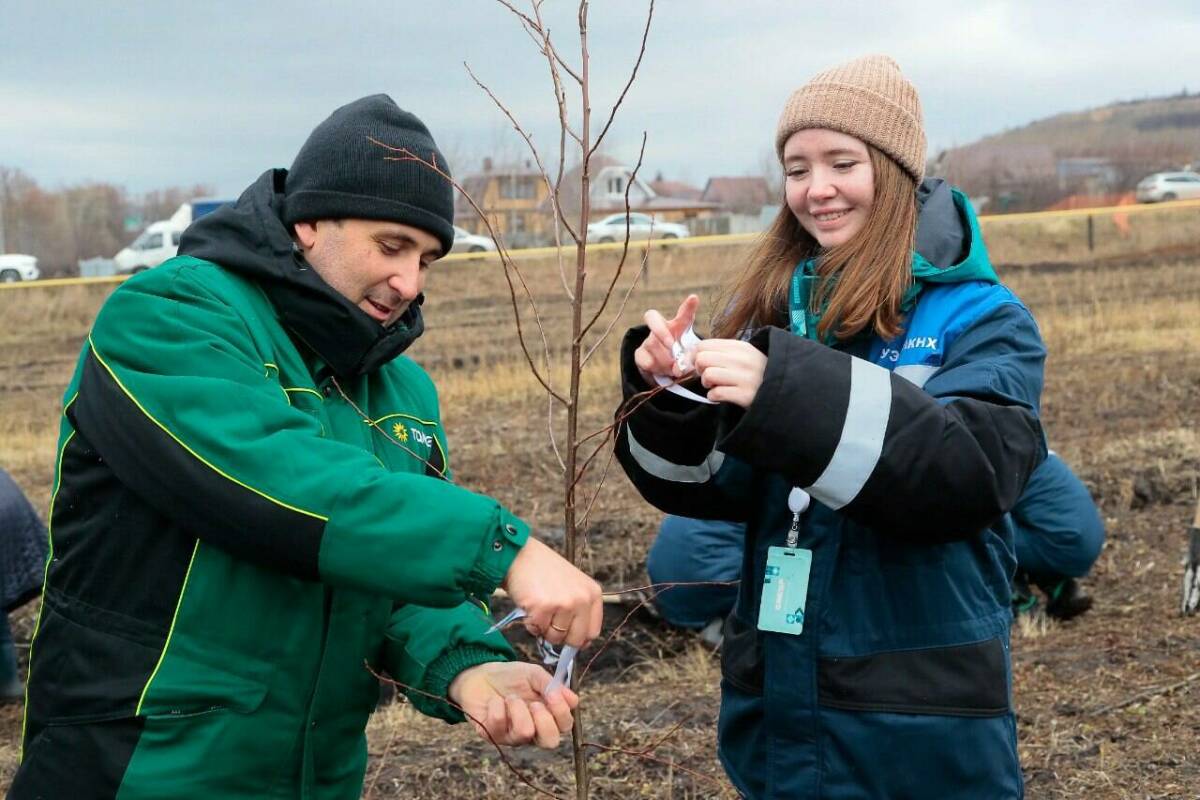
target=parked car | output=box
[450,226,497,254]
[586,212,689,243]
[1136,171,1200,203]
[0,254,39,283]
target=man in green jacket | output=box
[12,95,603,799]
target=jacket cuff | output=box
[416,644,515,723]
[465,506,529,598]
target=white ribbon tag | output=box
[653,325,717,405]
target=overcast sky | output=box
[3,1,1197,197]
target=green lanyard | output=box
[789,260,820,340]
[790,256,927,342]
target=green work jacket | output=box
[15,245,528,799]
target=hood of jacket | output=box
[177,168,425,379]
[911,177,997,286]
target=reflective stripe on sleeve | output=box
[626,428,725,484]
[807,358,892,509]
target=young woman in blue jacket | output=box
[616,55,1045,799]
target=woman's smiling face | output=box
[782,128,876,248]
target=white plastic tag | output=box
[652,325,717,405]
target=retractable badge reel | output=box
[757,487,813,635]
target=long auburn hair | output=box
[713,145,918,342]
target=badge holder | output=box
[757,487,813,635]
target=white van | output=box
[113,220,184,274]
[112,199,231,274]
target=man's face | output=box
[293,219,442,327]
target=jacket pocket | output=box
[818,636,1010,717]
[720,613,764,696]
[37,587,271,724]
[135,654,271,718]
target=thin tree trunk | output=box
[565,6,592,796]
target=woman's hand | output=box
[693,339,767,408]
[633,295,700,386]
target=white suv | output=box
[1136,171,1200,203]
[0,254,40,283]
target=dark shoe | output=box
[1012,571,1039,617]
[1044,578,1093,621]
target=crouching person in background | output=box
[11,95,603,800]
[649,451,1103,644]
[1010,452,1105,620]
[0,467,49,704]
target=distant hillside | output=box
[931,93,1200,211]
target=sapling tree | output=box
[373,2,666,797]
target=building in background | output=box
[453,159,552,249]
[691,176,777,236]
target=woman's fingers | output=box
[667,294,700,339]
[635,296,702,381]
[693,340,767,409]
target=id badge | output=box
[756,546,813,635]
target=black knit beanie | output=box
[282,94,455,254]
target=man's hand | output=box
[501,537,603,648]
[633,294,701,385]
[448,661,579,749]
[693,338,767,408]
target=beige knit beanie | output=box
[775,54,926,182]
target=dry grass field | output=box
[1,203,1198,798]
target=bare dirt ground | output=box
[0,239,1197,798]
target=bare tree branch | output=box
[580,241,648,368]
[495,0,539,31]
[576,579,741,686]
[548,390,566,472]
[581,741,732,794]
[578,437,617,531]
[496,0,584,85]
[529,0,584,299]
[463,62,580,248]
[588,0,654,158]
[578,132,648,344]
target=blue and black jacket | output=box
[616,180,1045,799]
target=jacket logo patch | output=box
[903,336,939,350]
[392,421,433,448]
